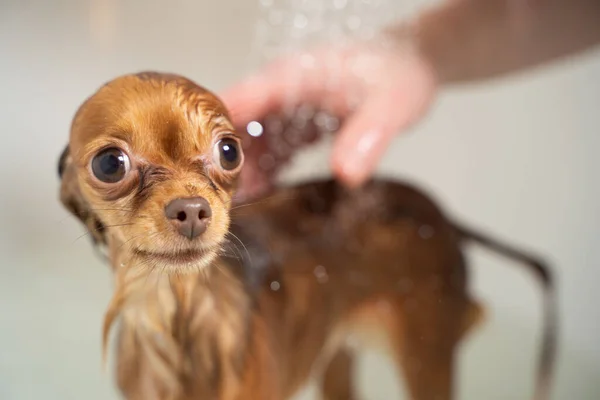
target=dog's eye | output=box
[91,148,130,183]
[213,139,241,171]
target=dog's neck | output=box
[103,238,253,399]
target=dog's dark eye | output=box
[91,148,130,183]
[213,138,241,171]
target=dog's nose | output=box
[164,197,212,239]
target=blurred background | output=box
[1,0,599,399]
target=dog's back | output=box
[226,179,482,399]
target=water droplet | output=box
[397,278,413,293]
[291,115,308,130]
[346,15,361,30]
[410,357,422,373]
[376,299,391,313]
[327,24,344,41]
[293,13,308,29]
[247,121,264,137]
[300,53,316,69]
[333,0,348,10]
[154,333,165,345]
[297,103,315,121]
[356,131,378,154]
[314,111,338,132]
[272,138,290,157]
[265,116,284,135]
[325,115,339,132]
[314,265,329,284]
[282,128,299,146]
[120,263,126,268]
[258,154,276,170]
[358,27,376,40]
[345,333,359,349]
[348,270,366,286]
[268,10,284,25]
[418,225,434,239]
[314,111,329,129]
[270,281,281,291]
[404,298,418,313]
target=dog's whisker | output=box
[228,193,297,211]
[229,199,272,211]
[225,232,252,267]
[72,222,140,244]
[71,231,95,245]
[118,232,152,253]
[123,231,163,255]
[221,241,243,262]
[86,207,135,212]
[223,245,243,261]
[103,223,137,229]
[118,237,140,252]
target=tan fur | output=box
[59,72,555,400]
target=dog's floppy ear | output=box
[58,144,107,249]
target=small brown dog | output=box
[58,72,556,400]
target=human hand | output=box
[221,34,438,201]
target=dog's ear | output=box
[58,145,70,179]
[58,144,107,249]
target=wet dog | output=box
[58,72,556,400]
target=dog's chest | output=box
[113,272,251,400]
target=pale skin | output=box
[221,0,600,200]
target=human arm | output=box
[222,0,600,200]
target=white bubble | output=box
[258,154,276,170]
[397,278,413,293]
[293,13,308,29]
[346,15,361,30]
[410,357,422,373]
[154,333,165,345]
[418,225,434,239]
[247,121,264,137]
[314,265,329,284]
[333,0,348,10]
[359,27,376,41]
[404,298,418,313]
[300,53,316,69]
[291,113,308,130]
[345,333,359,349]
[268,10,284,25]
[356,131,377,154]
[270,281,281,291]
[314,111,329,128]
[377,299,391,313]
[266,116,284,135]
[325,115,339,131]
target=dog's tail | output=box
[454,223,557,400]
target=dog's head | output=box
[58,72,244,273]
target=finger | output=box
[331,80,433,188]
[220,73,283,128]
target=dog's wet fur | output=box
[58,72,556,400]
